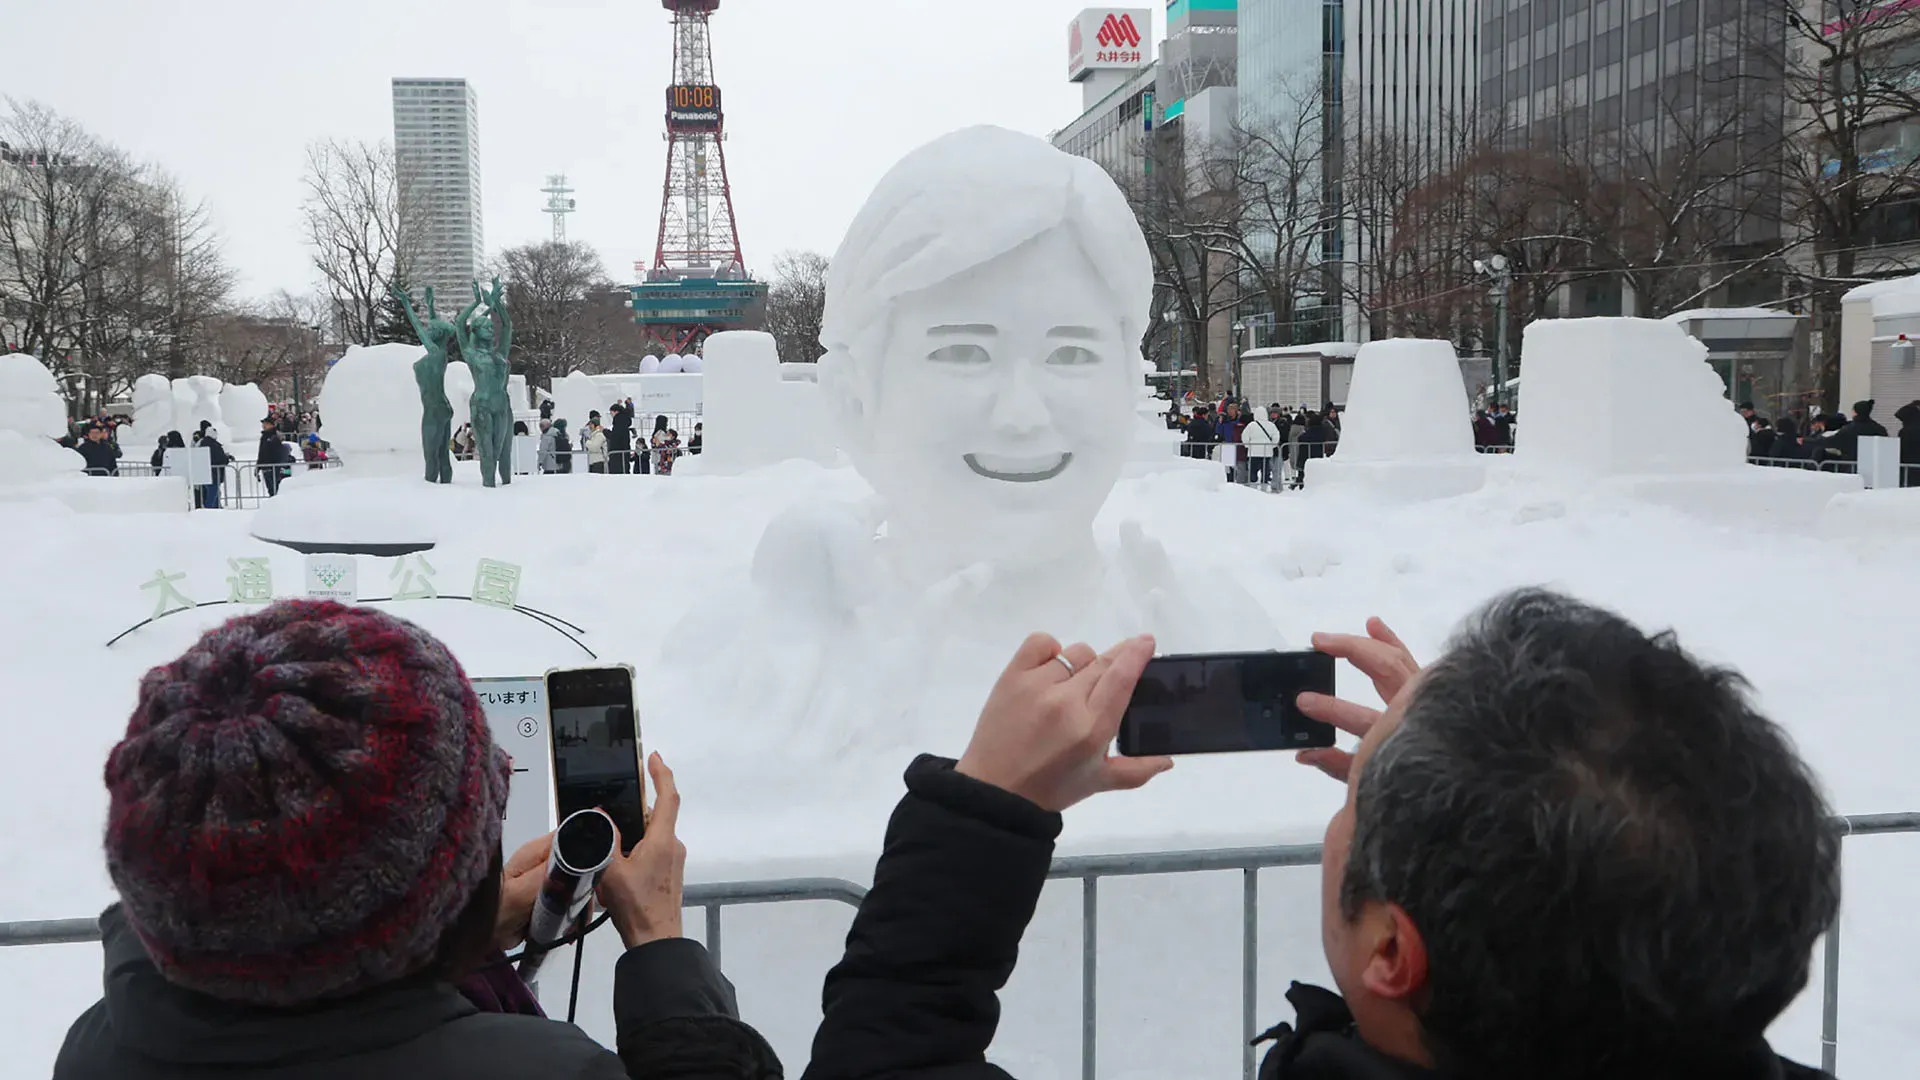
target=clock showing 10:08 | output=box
[666,84,723,132]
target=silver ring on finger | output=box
[1053,653,1077,677]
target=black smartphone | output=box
[1117,651,1337,756]
[545,664,646,854]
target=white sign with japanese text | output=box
[1069,8,1152,81]
[474,676,555,857]
[304,555,359,602]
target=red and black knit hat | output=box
[104,599,511,1006]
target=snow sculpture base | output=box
[0,474,192,514]
[250,468,443,556]
[1311,339,1485,502]
[1312,458,1488,502]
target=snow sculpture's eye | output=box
[928,344,992,366]
[1045,345,1100,367]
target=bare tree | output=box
[1213,78,1342,348]
[300,138,415,348]
[0,101,234,414]
[495,239,615,383]
[182,290,329,401]
[1132,133,1245,393]
[764,250,828,362]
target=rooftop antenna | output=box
[542,174,576,243]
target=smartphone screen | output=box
[546,665,646,853]
[1117,651,1337,756]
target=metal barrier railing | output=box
[3,815,1915,1078]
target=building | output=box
[1055,9,1162,185]
[1476,0,1786,315]
[1237,0,1348,347]
[392,78,485,301]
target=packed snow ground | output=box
[2,460,1916,1077]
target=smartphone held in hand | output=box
[1117,651,1337,756]
[544,664,647,853]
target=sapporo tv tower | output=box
[631,0,768,356]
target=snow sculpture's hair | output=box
[819,126,1153,402]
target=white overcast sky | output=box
[3,0,1169,301]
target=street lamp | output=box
[1163,309,1183,403]
[1232,320,1247,399]
[1473,254,1513,409]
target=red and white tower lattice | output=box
[650,0,745,279]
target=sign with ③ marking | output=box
[473,676,555,857]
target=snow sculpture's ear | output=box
[818,347,869,457]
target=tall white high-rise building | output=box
[392,78,484,301]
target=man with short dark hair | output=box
[804,589,1839,1080]
[78,425,121,476]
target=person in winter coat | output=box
[1896,400,1920,487]
[649,415,672,474]
[193,426,228,509]
[54,601,781,1080]
[1769,418,1808,464]
[1215,402,1246,482]
[1183,406,1216,460]
[1291,411,1335,489]
[1825,399,1890,463]
[551,418,574,474]
[802,590,1839,1080]
[1240,408,1281,489]
[688,422,703,456]
[79,425,122,476]
[584,420,610,473]
[256,418,294,497]
[608,400,635,474]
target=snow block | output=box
[314,342,429,476]
[1312,339,1485,501]
[1517,318,1746,476]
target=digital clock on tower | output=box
[665,84,723,132]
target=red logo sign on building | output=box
[1096,12,1142,49]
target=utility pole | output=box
[1474,254,1512,408]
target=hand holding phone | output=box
[597,752,686,949]
[955,633,1172,813]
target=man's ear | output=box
[1360,902,1430,1003]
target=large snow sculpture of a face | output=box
[819,126,1152,572]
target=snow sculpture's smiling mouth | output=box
[964,452,1073,483]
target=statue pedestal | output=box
[251,466,444,556]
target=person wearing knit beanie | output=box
[57,600,782,1080]
[101,599,510,1004]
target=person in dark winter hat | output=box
[56,600,780,1080]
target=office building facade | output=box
[392,78,485,302]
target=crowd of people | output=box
[1741,398,1920,483]
[527,397,703,476]
[53,591,1841,1079]
[1168,400,1346,489]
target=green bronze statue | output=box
[456,276,515,488]
[393,284,458,484]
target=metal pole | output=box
[1083,877,1098,1080]
[705,904,722,969]
[1242,869,1259,1080]
[1821,923,1841,1076]
[1492,272,1510,411]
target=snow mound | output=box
[1334,339,1477,462]
[314,343,426,456]
[447,361,475,431]
[1516,318,1745,475]
[551,371,604,430]
[218,382,269,433]
[0,429,84,484]
[1311,339,1486,501]
[0,354,68,440]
